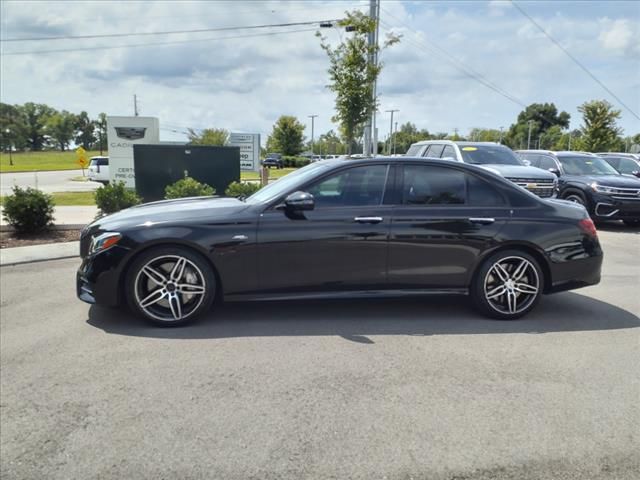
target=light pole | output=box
[499,126,504,144]
[308,115,318,156]
[385,109,399,155]
[393,121,398,155]
[527,120,534,149]
[5,128,13,166]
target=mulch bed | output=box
[0,229,81,249]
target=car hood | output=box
[89,196,251,231]
[562,174,640,188]
[478,164,556,180]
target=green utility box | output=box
[133,144,240,201]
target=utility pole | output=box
[308,115,318,155]
[363,0,379,157]
[385,109,399,155]
[5,128,13,166]
[134,94,139,116]
[527,120,533,149]
[393,121,398,155]
[568,131,572,151]
[499,126,504,144]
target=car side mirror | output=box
[548,168,560,176]
[521,159,531,166]
[283,191,315,211]
[632,171,640,178]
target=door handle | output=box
[468,217,495,225]
[354,216,383,224]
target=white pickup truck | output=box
[87,156,109,184]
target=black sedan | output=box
[77,157,602,326]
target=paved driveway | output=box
[0,169,101,195]
[1,229,638,479]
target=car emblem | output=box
[526,183,538,189]
[115,127,147,140]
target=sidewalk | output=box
[0,241,79,266]
[0,205,98,229]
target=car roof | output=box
[410,140,500,146]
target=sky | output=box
[1,0,639,145]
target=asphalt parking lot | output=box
[1,226,639,479]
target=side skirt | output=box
[224,288,469,303]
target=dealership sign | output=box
[107,116,160,188]
[228,133,260,171]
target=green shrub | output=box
[165,176,215,199]
[225,181,261,198]
[294,157,310,168]
[2,186,55,234]
[94,181,141,215]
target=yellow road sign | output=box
[76,146,89,169]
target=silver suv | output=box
[406,140,557,198]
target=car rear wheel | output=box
[126,246,216,326]
[471,250,543,320]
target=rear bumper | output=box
[548,255,602,293]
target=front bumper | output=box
[591,193,640,220]
[76,245,131,306]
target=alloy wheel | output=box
[483,256,540,315]
[133,255,207,322]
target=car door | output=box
[257,163,393,294]
[388,163,511,289]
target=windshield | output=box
[459,145,523,165]
[405,144,424,156]
[558,156,619,176]
[245,161,334,204]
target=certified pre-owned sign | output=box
[228,133,260,172]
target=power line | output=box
[1,19,340,42]
[511,1,640,121]
[1,28,317,56]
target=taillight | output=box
[578,218,598,238]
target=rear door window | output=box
[401,165,465,205]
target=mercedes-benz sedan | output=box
[77,157,602,326]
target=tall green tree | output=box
[391,122,432,154]
[0,103,28,151]
[74,111,97,149]
[20,102,56,150]
[504,103,570,150]
[468,128,502,143]
[578,100,623,152]
[47,111,76,151]
[266,116,306,156]
[317,11,400,153]
[187,128,229,146]
[315,130,346,155]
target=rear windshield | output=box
[459,145,522,166]
[405,144,424,156]
[558,156,619,176]
[90,157,108,166]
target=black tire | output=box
[563,191,587,208]
[471,249,544,320]
[623,219,640,227]
[125,246,216,326]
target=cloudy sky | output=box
[1,0,639,145]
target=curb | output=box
[0,254,78,267]
[0,224,86,232]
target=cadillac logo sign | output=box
[115,126,147,140]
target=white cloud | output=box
[598,18,635,53]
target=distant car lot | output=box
[1,226,638,479]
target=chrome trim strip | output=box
[595,203,620,217]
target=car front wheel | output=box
[471,250,543,320]
[126,246,216,326]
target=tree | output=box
[0,103,28,152]
[47,111,76,151]
[20,102,55,150]
[74,111,97,150]
[187,128,228,146]
[468,128,502,143]
[266,116,306,156]
[578,100,623,152]
[317,10,400,153]
[315,130,346,155]
[96,112,107,154]
[504,103,570,150]
[391,122,432,154]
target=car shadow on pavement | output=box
[86,291,639,342]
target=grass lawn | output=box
[241,167,297,181]
[0,191,96,206]
[0,150,104,172]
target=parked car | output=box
[77,156,602,326]
[517,150,640,226]
[87,156,109,184]
[406,141,557,198]
[262,153,283,169]
[597,154,640,178]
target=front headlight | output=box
[89,232,122,255]
[590,182,617,194]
